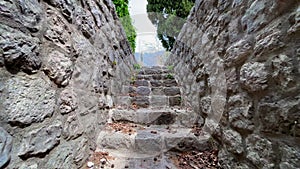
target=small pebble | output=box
[87,161,94,168]
[100,158,106,165]
[111,164,115,168]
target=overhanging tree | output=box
[147,0,194,51]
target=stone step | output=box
[114,95,182,109]
[138,67,170,75]
[108,108,197,127]
[96,123,211,157]
[122,85,181,96]
[149,79,178,87]
[87,151,177,169]
[130,79,178,88]
[136,73,175,81]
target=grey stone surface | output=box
[135,131,162,154]
[223,38,254,67]
[136,86,151,96]
[132,96,150,108]
[44,144,74,169]
[0,25,41,74]
[97,129,135,151]
[63,114,83,140]
[43,50,73,86]
[218,149,250,169]
[18,123,62,158]
[150,96,168,107]
[240,62,268,92]
[135,80,149,86]
[166,0,300,168]
[245,134,275,168]
[163,79,177,87]
[0,0,135,167]
[4,75,55,126]
[258,94,300,136]
[222,129,243,154]
[59,88,78,114]
[111,109,177,125]
[150,80,163,87]
[169,96,181,106]
[163,87,181,96]
[1,0,299,168]
[0,127,13,168]
[151,88,164,95]
[114,96,131,107]
[279,143,300,169]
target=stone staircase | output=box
[89,66,211,169]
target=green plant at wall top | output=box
[112,0,136,52]
[167,65,174,71]
[133,63,141,70]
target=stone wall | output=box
[167,0,300,168]
[0,0,135,168]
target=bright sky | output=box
[128,0,165,53]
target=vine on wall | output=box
[113,0,136,52]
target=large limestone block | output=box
[240,62,268,92]
[0,127,13,168]
[18,123,62,158]
[4,75,55,126]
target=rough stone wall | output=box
[167,0,300,168]
[0,0,135,168]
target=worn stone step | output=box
[130,79,178,89]
[114,95,182,109]
[149,79,178,87]
[108,108,196,127]
[131,96,150,108]
[122,84,181,96]
[125,86,180,96]
[109,109,176,125]
[96,123,210,157]
[136,73,175,81]
[130,80,150,87]
[138,67,169,75]
[114,96,131,107]
[87,151,177,169]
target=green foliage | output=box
[178,97,182,102]
[167,65,174,71]
[166,73,174,79]
[147,0,194,51]
[112,0,136,52]
[133,63,141,70]
[130,76,136,83]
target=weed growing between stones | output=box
[166,73,174,79]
